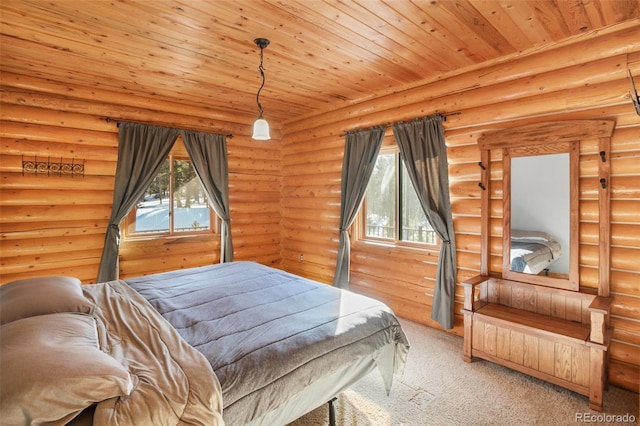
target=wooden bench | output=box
[462,275,611,411]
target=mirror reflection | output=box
[510,153,570,276]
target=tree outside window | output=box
[125,154,214,236]
[363,150,436,245]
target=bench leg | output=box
[463,311,474,362]
[589,347,606,412]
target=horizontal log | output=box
[227,145,281,163]
[1,262,101,286]
[119,234,219,258]
[280,260,335,284]
[0,103,114,132]
[351,251,438,277]
[349,272,432,303]
[281,159,343,177]
[455,233,481,253]
[610,294,640,322]
[283,240,337,258]
[1,137,119,161]
[450,180,485,199]
[582,200,640,223]
[581,222,640,248]
[457,250,482,273]
[580,244,640,272]
[0,120,117,147]
[611,127,640,152]
[609,360,640,393]
[447,144,482,164]
[610,320,640,347]
[0,72,245,124]
[227,157,281,173]
[281,249,334,267]
[281,185,341,199]
[0,219,109,240]
[0,204,111,223]
[451,198,483,217]
[280,208,340,222]
[610,270,640,296]
[283,223,337,239]
[281,221,339,237]
[0,233,105,257]
[0,85,267,137]
[0,172,115,191]
[283,146,343,166]
[609,340,640,366]
[229,191,281,203]
[282,173,341,187]
[229,174,281,191]
[229,200,281,214]
[0,249,102,279]
[119,253,218,278]
[281,134,344,155]
[452,216,481,235]
[281,197,341,211]
[580,152,640,177]
[234,249,282,264]
[580,175,640,199]
[448,162,483,181]
[0,188,114,206]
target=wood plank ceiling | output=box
[1,0,639,127]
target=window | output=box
[360,149,436,245]
[124,151,215,237]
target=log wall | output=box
[281,23,640,392]
[0,73,282,283]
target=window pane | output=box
[365,153,396,239]
[133,159,170,234]
[400,162,434,244]
[173,159,210,233]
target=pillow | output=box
[0,276,94,324]
[0,313,134,425]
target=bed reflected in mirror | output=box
[501,140,579,291]
[510,153,569,277]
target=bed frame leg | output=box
[328,397,338,426]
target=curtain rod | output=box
[104,117,233,139]
[339,111,461,137]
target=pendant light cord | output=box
[256,47,266,118]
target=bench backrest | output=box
[486,278,595,325]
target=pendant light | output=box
[252,38,271,140]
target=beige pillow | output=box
[0,276,93,324]
[0,313,134,425]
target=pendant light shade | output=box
[252,38,271,140]
[252,117,270,140]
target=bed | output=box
[509,229,561,275]
[0,261,409,425]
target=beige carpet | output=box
[289,319,639,426]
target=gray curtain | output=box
[97,122,180,282]
[333,127,386,289]
[392,115,457,329]
[181,130,233,263]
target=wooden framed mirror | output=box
[478,120,615,292]
[502,140,579,290]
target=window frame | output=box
[354,145,439,250]
[123,147,218,240]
